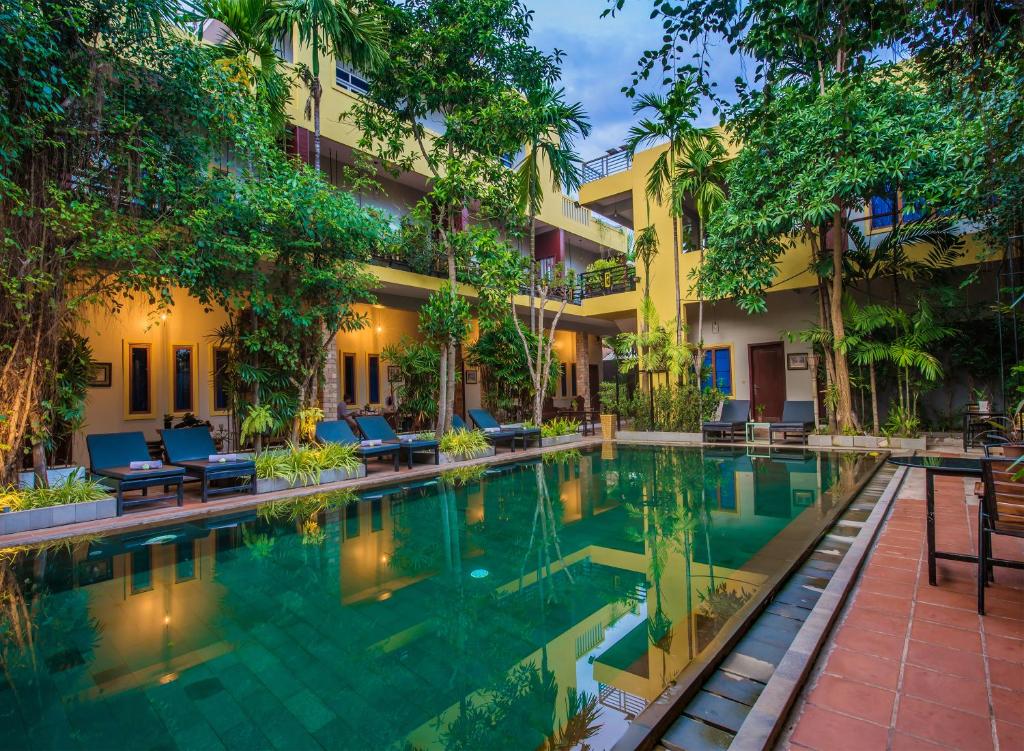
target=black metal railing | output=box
[582,149,632,183]
[368,256,637,303]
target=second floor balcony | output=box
[582,147,632,183]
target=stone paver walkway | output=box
[781,462,1024,751]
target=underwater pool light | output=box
[470,568,489,579]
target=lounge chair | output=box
[315,419,401,472]
[702,399,750,442]
[161,427,256,502]
[768,401,816,445]
[356,415,439,469]
[452,414,517,452]
[469,408,541,448]
[977,459,1024,614]
[86,431,185,515]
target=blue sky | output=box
[524,0,746,160]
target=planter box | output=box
[832,435,855,448]
[892,436,927,451]
[540,434,584,448]
[17,466,87,490]
[807,435,832,447]
[255,465,366,495]
[600,414,617,440]
[0,497,115,536]
[615,431,704,444]
[440,446,495,465]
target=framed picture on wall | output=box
[387,365,402,383]
[465,369,478,385]
[88,362,112,388]
[787,353,809,371]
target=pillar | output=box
[576,332,590,412]
[322,332,340,420]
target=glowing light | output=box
[159,673,178,685]
[164,615,171,625]
[376,326,383,333]
[470,568,489,579]
[376,590,393,601]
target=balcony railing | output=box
[368,255,637,303]
[582,149,632,183]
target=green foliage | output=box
[440,463,488,487]
[44,332,93,461]
[621,384,723,433]
[241,404,276,447]
[1,476,108,511]
[882,405,922,439]
[467,315,557,418]
[381,337,440,429]
[610,297,696,382]
[541,418,580,438]
[294,407,324,442]
[438,429,489,459]
[419,283,471,346]
[257,488,357,524]
[254,442,359,484]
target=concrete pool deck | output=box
[779,457,1024,751]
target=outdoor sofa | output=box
[315,419,401,471]
[469,408,542,449]
[702,399,750,443]
[160,426,256,502]
[356,415,439,469]
[86,431,185,515]
[768,401,816,445]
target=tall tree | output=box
[673,130,728,378]
[608,1,971,430]
[515,84,591,263]
[351,0,561,435]
[625,78,702,346]
[274,0,385,171]
[197,0,292,130]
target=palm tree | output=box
[673,130,729,379]
[198,0,293,131]
[516,85,591,264]
[274,0,385,172]
[625,76,702,346]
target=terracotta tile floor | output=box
[783,464,1024,751]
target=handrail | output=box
[581,150,632,183]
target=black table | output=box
[962,410,1008,452]
[888,456,982,585]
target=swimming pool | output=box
[0,444,881,750]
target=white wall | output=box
[688,289,818,402]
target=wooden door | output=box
[749,342,786,421]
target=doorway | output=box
[749,342,786,421]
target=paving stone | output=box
[703,670,765,707]
[720,652,775,683]
[684,690,750,733]
[661,716,733,751]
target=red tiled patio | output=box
[782,461,1024,751]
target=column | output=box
[575,331,590,412]
[322,332,340,420]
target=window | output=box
[868,190,931,232]
[343,353,356,405]
[126,343,152,417]
[272,30,293,63]
[212,346,231,414]
[336,62,369,95]
[175,541,196,582]
[344,502,360,539]
[371,499,383,532]
[570,364,578,397]
[368,354,381,405]
[130,548,152,594]
[171,344,196,414]
[701,347,733,395]
[560,363,567,397]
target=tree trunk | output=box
[445,341,456,434]
[313,83,321,173]
[869,361,880,434]
[694,216,705,382]
[672,213,682,346]
[830,208,855,430]
[437,345,448,436]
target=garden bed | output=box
[615,430,703,444]
[808,434,926,450]
[255,465,366,494]
[439,446,496,464]
[540,433,584,448]
[0,496,116,536]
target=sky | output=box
[524,0,746,161]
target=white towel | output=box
[360,439,383,447]
[129,460,162,470]
[483,427,501,434]
[209,454,241,463]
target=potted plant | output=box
[0,478,115,535]
[972,387,990,414]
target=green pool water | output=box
[0,444,880,751]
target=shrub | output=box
[255,443,359,484]
[541,417,580,438]
[623,384,722,432]
[438,429,489,459]
[0,477,109,511]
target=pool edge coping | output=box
[609,451,894,751]
[728,462,909,751]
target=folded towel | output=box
[483,427,501,434]
[209,454,242,463]
[129,460,162,470]
[360,439,383,447]
[501,423,523,429]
